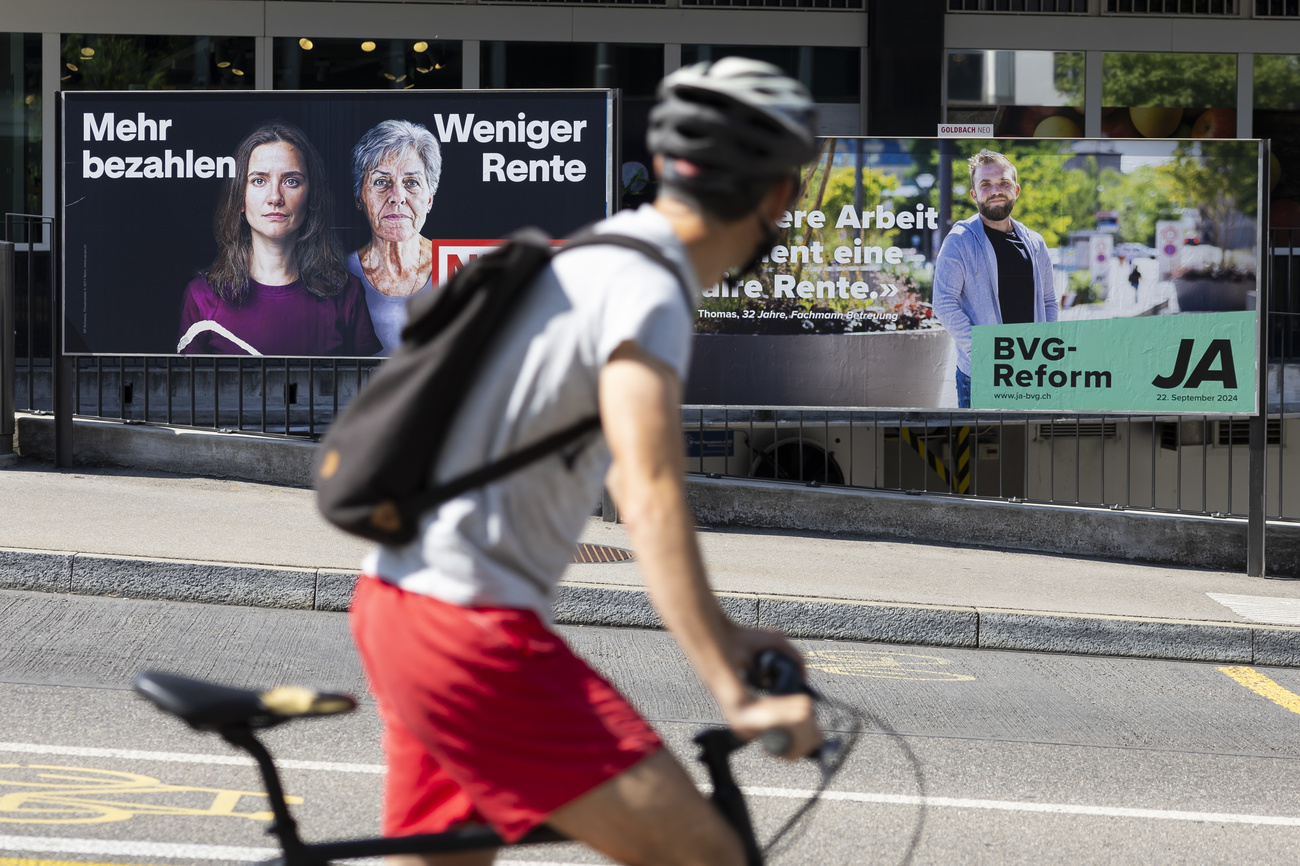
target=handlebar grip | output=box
[758,727,793,756]
[752,649,824,760]
[753,649,816,698]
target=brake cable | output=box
[759,688,928,866]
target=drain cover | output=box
[571,543,634,563]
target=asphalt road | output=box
[4,588,1300,865]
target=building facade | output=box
[4,0,1299,225]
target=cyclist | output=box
[350,58,822,866]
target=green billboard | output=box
[970,311,1256,412]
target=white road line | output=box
[745,787,1300,827]
[0,836,584,864]
[0,741,383,774]
[6,787,1300,863]
[0,835,276,860]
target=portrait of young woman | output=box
[177,120,381,356]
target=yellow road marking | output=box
[1217,666,1300,714]
[0,764,301,825]
[0,860,162,866]
[806,648,976,682]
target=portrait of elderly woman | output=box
[346,119,443,354]
[177,120,381,356]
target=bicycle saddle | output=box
[133,670,357,731]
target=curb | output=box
[5,547,1300,667]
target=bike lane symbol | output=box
[0,764,302,825]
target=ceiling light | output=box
[395,74,407,82]
[413,41,428,53]
[383,72,396,80]
[231,68,245,75]
[217,61,231,68]
[361,41,376,52]
[299,38,314,51]
[80,47,94,57]
[66,62,78,71]
[24,94,34,104]
[416,66,430,73]
[404,83,415,89]
[434,63,443,70]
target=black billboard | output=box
[61,89,614,357]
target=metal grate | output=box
[1036,420,1119,439]
[1256,0,1300,15]
[948,0,1088,11]
[572,544,635,563]
[1105,0,1238,13]
[1216,419,1282,446]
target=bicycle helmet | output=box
[648,57,818,220]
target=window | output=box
[61,35,255,91]
[682,45,860,104]
[0,33,40,218]
[1256,0,1300,15]
[274,38,462,90]
[1105,0,1237,13]
[1254,55,1300,233]
[946,50,1084,135]
[686,0,862,8]
[948,0,1086,10]
[1101,52,1236,137]
[481,42,662,208]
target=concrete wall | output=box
[16,413,1300,575]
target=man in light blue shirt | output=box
[933,149,1059,407]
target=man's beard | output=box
[979,196,1015,222]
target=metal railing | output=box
[7,221,1298,523]
[680,406,1292,519]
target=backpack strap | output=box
[425,414,602,507]
[559,232,696,308]
[401,232,692,522]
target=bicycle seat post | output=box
[694,729,763,866]
[220,725,308,865]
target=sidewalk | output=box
[4,457,1300,666]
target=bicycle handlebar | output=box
[746,649,821,759]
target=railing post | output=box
[49,214,73,468]
[0,241,13,456]
[1248,221,1273,577]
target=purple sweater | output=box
[177,274,381,357]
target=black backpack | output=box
[315,226,692,545]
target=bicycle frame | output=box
[221,721,766,866]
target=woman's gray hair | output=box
[351,119,442,203]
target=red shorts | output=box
[349,575,663,842]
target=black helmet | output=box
[647,58,818,219]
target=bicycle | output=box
[133,650,856,866]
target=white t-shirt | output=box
[361,205,698,618]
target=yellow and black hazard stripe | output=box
[900,426,972,494]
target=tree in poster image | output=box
[1157,140,1258,275]
[1098,163,1179,247]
